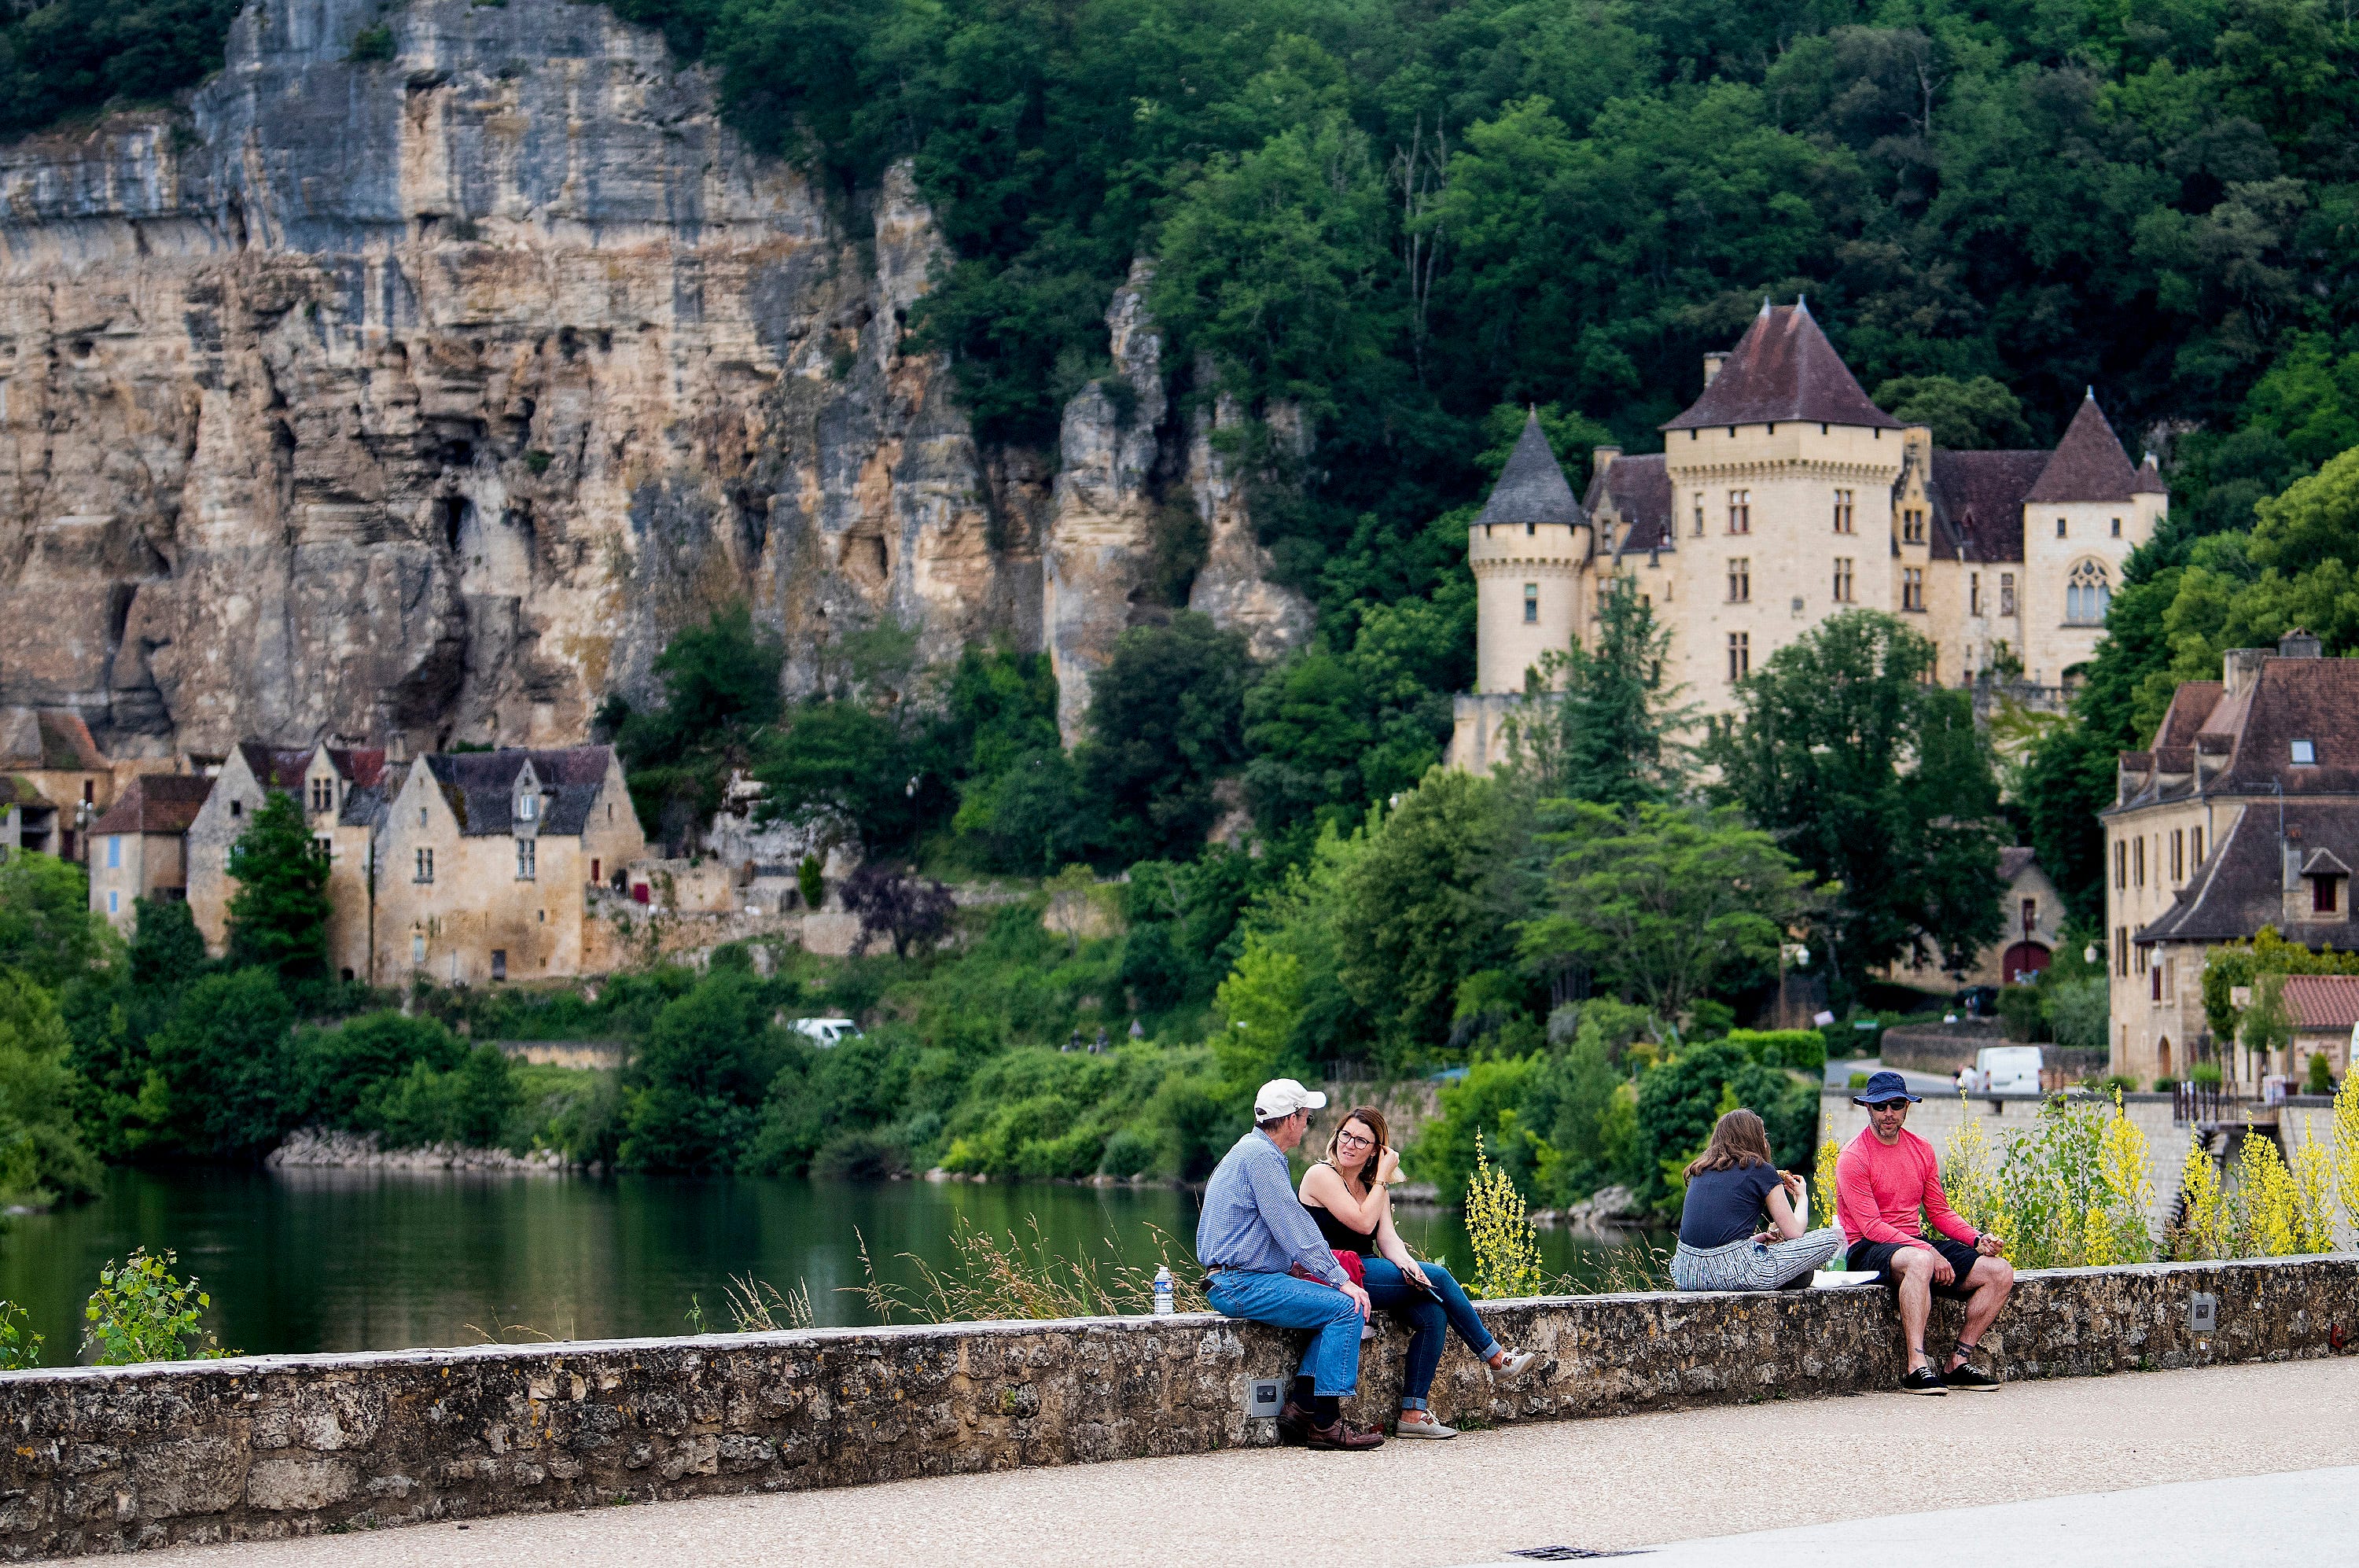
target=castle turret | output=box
[1470,412,1589,694]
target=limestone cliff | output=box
[0,0,1304,759]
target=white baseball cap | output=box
[1253,1078,1327,1121]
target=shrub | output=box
[1465,1132,1546,1301]
[1945,1092,2154,1268]
[1722,1029,1827,1073]
[811,1128,910,1181]
[797,855,826,911]
[348,24,394,61]
[2192,1061,2223,1088]
[2045,976,2110,1048]
[1996,985,2045,1042]
[82,1249,226,1365]
[1099,1125,1157,1179]
[2173,1133,2229,1260]
[2307,1053,2333,1095]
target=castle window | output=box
[1522,583,1539,624]
[1832,558,1853,602]
[1726,631,1750,682]
[2056,517,2068,537]
[2065,559,2111,624]
[1693,495,1704,536]
[2111,517,2122,537]
[517,837,537,880]
[2000,573,2016,617]
[1728,490,1750,533]
[1833,489,1854,533]
[1525,521,1534,536]
[1901,508,1926,544]
[1901,568,1924,611]
[414,847,434,884]
[1727,559,1750,602]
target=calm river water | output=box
[2,1169,1654,1367]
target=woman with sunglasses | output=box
[1297,1104,1536,1438]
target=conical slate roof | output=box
[1474,411,1587,527]
[2025,392,2142,503]
[1662,300,1901,432]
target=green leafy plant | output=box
[1465,1131,1547,1301]
[82,1248,229,1365]
[347,24,394,61]
[0,1301,42,1370]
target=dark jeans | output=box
[1362,1259,1500,1410]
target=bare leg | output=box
[1891,1249,1937,1371]
[1947,1256,2016,1369]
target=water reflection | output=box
[0,1168,1653,1367]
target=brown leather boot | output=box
[1275,1400,1313,1445]
[1304,1417,1384,1451]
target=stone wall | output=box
[3,1256,2351,1557]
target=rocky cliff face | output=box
[0,0,1305,758]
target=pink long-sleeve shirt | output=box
[1835,1127,1977,1250]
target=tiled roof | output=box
[2280,974,2359,1030]
[2134,454,2168,495]
[325,747,388,788]
[237,742,314,790]
[423,746,616,837]
[1999,846,2038,883]
[2136,801,2359,946]
[338,783,389,830]
[1662,302,1901,432]
[87,775,213,837]
[2025,395,2142,503]
[1474,414,1587,528]
[1581,454,1674,553]
[2217,657,2359,796]
[2158,682,2225,751]
[1927,450,2048,563]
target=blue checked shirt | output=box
[1194,1128,1349,1287]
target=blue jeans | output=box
[1206,1270,1364,1397]
[1363,1259,1500,1410]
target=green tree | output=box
[144,968,298,1158]
[1077,614,1253,863]
[0,852,110,991]
[1872,376,2032,450]
[620,971,792,1172]
[1508,575,1690,808]
[1332,769,1519,1065]
[128,897,206,994]
[225,793,331,982]
[1518,802,1819,1022]
[0,972,104,1204]
[1631,1041,1816,1211]
[612,602,786,847]
[1713,611,2007,986]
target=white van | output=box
[789,1017,862,1048]
[1967,1044,2044,1095]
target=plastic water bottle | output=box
[1152,1265,1174,1316]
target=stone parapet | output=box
[2,1257,2351,1556]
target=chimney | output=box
[1702,352,1726,386]
[1592,445,1621,477]
[2279,628,2322,660]
[2223,646,2267,698]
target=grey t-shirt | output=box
[1678,1161,1785,1249]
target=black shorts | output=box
[1848,1238,1983,1299]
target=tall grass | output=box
[848,1216,1208,1323]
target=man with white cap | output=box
[1196,1077,1383,1450]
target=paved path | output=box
[151,1358,2359,1568]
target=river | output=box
[1,1169,1658,1367]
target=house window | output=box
[418,807,429,826]
[2292,740,2317,764]
[2021,896,2037,933]
[2114,926,2129,977]
[2172,830,2183,881]
[2134,837,2144,888]
[1833,558,1854,602]
[412,931,426,964]
[230,800,242,819]
[310,777,333,812]
[108,889,119,914]
[517,837,537,880]
[2150,963,2162,1001]
[2114,840,2126,889]
[1728,490,1750,533]
[1522,583,1539,624]
[1833,489,1854,533]
[2316,876,2341,915]
[2192,826,2204,864]
[415,847,434,884]
[1727,631,1750,682]
[591,857,601,884]
[1970,574,1982,616]
[2056,517,2069,537]
[2000,573,2016,617]
[1727,558,1750,602]
[2066,560,2111,624]
[1901,507,1926,544]
[1692,495,1705,536]
[491,949,507,982]
[1901,568,1924,611]
[106,835,120,870]
[314,834,332,859]
[517,792,538,822]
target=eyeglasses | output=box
[1335,1131,1376,1150]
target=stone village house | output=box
[1451,300,2166,770]
[2108,633,2359,1090]
[86,775,216,927]
[178,742,646,986]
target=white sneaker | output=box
[1487,1349,1537,1380]
[1393,1412,1457,1438]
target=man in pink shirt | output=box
[1836,1072,2015,1395]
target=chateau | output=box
[1451,301,2167,769]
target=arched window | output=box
[2066,558,2111,624]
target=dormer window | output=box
[2293,741,2317,765]
[517,792,539,822]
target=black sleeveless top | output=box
[1302,1178,1378,1254]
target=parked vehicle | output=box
[789,1017,862,1048]
[1963,1044,2044,1094]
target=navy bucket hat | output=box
[1852,1069,1921,1106]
